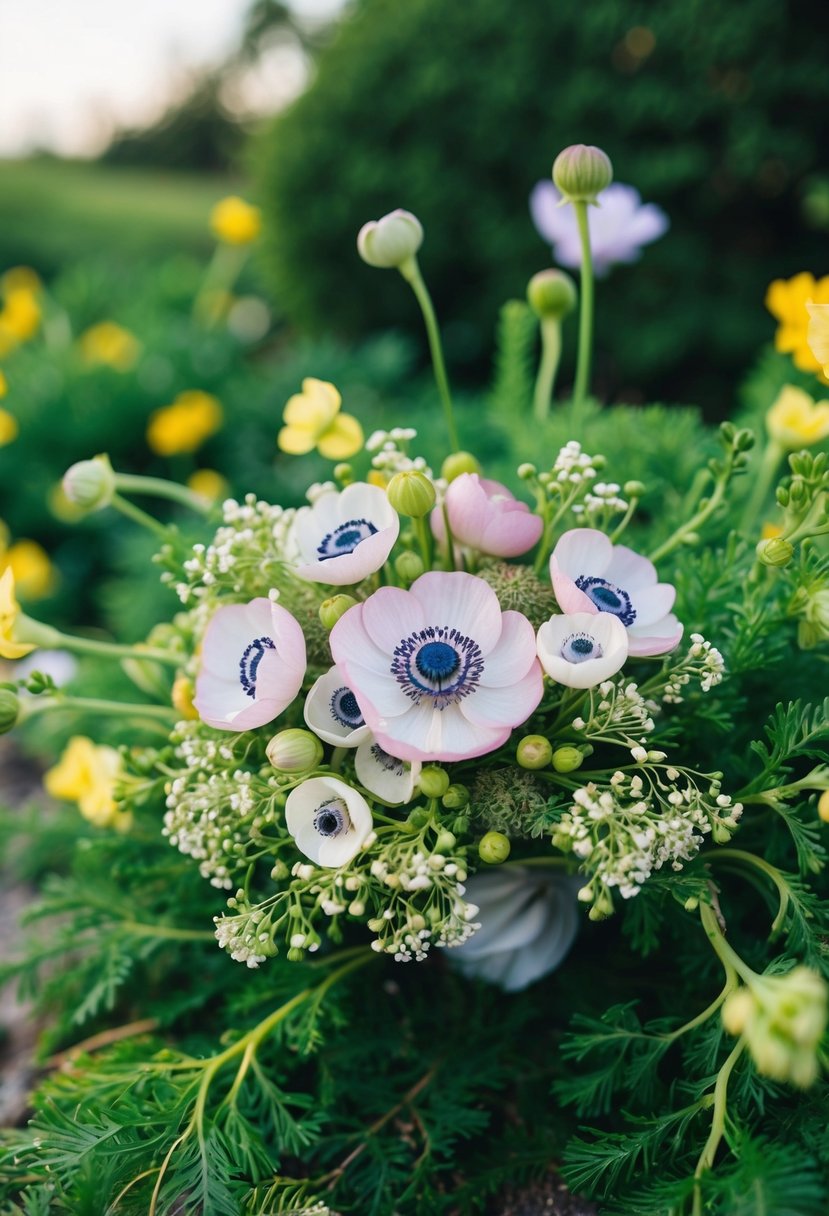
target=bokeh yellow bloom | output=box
[806,302,829,380]
[187,468,229,505]
[0,567,36,659]
[0,370,7,396]
[766,272,829,373]
[79,321,141,372]
[171,674,200,720]
[766,385,829,449]
[0,408,17,447]
[210,196,262,245]
[4,539,56,600]
[278,378,364,460]
[44,736,130,831]
[760,521,783,541]
[147,390,223,457]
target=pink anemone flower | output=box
[194,598,306,731]
[329,571,543,763]
[432,473,543,558]
[550,528,683,657]
[293,482,399,586]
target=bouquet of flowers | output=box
[2,145,828,1216]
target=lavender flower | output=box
[530,182,668,276]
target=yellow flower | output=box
[44,736,130,830]
[0,408,17,447]
[171,674,199,720]
[0,370,7,397]
[210,196,262,245]
[806,302,829,379]
[766,272,829,372]
[4,540,56,600]
[79,321,141,372]
[0,567,36,659]
[766,385,829,449]
[147,390,223,457]
[278,378,364,460]
[187,468,229,505]
[0,288,41,354]
[2,266,41,294]
[761,521,783,540]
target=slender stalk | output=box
[21,695,177,726]
[692,1037,747,1214]
[740,438,783,534]
[572,201,595,408]
[400,259,460,451]
[699,900,756,986]
[706,848,791,936]
[414,514,433,571]
[114,473,211,514]
[48,631,180,667]
[111,492,170,539]
[533,318,562,421]
[649,447,736,564]
[193,242,249,326]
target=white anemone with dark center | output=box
[550,528,683,657]
[537,610,628,689]
[285,775,374,867]
[293,482,400,586]
[355,739,421,804]
[304,666,371,746]
[330,571,543,763]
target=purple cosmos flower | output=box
[194,598,306,731]
[537,610,629,688]
[530,182,668,276]
[550,529,683,657]
[432,474,543,558]
[329,571,543,763]
[293,482,399,586]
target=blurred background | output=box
[0,0,826,641]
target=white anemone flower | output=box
[452,867,581,992]
[293,482,399,586]
[285,775,373,868]
[355,739,420,805]
[194,598,306,732]
[550,528,683,657]
[304,666,371,747]
[537,611,628,689]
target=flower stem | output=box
[17,616,181,668]
[533,317,562,421]
[193,242,249,326]
[699,899,756,987]
[740,439,783,535]
[692,1035,746,1214]
[414,514,433,571]
[111,492,170,539]
[572,201,595,409]
[706,848,792,937]
[400,258,460,451]
[21,694,178,726]
[114,473,211,514]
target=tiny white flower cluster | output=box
[551,439,601,484]
[572,679,657,742]
[578,480,628,518]
[366,430,435,481]
[662,633,726,702]
[367,851,479,961]
[214,906,272,968]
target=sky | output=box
[0,0,344,158]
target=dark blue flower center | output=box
[239,636,275,698]
[330,686,364,729]
[575,575,636,626]
[317,518,378,561]
[561,632,602,664]
[391,625,484,708]
[370,744,405,775]
[314,799,348,837]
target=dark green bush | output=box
[255,0,829,410]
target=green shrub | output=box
[255,0,829,408]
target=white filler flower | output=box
[537,610,628,688]
[285,775,373,867]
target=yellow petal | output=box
[278,423,318,455]
[766,278,793,322]
[791,342,822,373]
[0,408,18,446]
[317,412,365,460]
[283,379,341,432]
[807,303,829,367]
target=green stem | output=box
[22,695,177,725]
[692,1036,747,1213]
[740,439,784,535]
[400,258,460,451]
[114,473,210,514]
[533,317,562,421]
[649,453,734,564]
[193,243,249,326]
[572,201,594,409]
[17,616,181,668]
[111,493,170,539]
[414,514,433,570]
[699,900,756,986]
[706,849,791,936]
[440,501,458,571]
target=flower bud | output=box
[552,745,584,773]
[319,594,358,630]
[818,790,829,823]
[407,806,430,829]
[623,480,646,498]
[442,783,469,810]
[266,728,323,773]
[552,144,613,204]
[333,462,354,485]
[386,470,436,517]
[434,829,457,852]
[0,688,20,734]
[517,463,537,480]
[357,209,423,270]
[394,551,425,585]
[712,822,733,844]
[588,889,615,921]
[441,451,482,482]
[756,536,794,568]
[478,831,511,864]
[516,734,552,770]
[526,269,577,320]
[171,675,199,720]
[62,454,116,512]
[419,765,450,798]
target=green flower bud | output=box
[517,463,537,480]
[61,454,116,512]
[407,807,430,829]
[266,728,324,773]
[588,889,615,921]
[419,765,450,798]
[434,829,457,852]
[526,269,578,320]
[386,470,436,517]
[0,688,20,734]
[357,209,423,270]
[552,144,613,204]
[712,822,733,844]
[441,451,482,482]
[516,734,553,770]
[394,551,425,585]
[723,968,828,1088]
[756,536,794,568]
[333,462,354,485]
[552,746,584,773]
[442,783,469,810]
[319,594,358,630]
[623,480,646,498]
[818,791,829,823]
[478,831,511,864]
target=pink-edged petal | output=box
[461,663,543,729]
[337,657,411,720]
[374,701,507,763]
[626,614,684,657]
[603,544,658,592]
[550,558,597,615]
[295,524,398,586]
[198,600,272,676]
[361,585,425,652]
[629,582,676,627]
[339,480,397,529]
[270,603,307,671]
[444,475,489,545]
[479,509,543,558]
[329,603,392,678]
[478,611,539,686]
[551,529,613,581]
[409,571,502,653]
